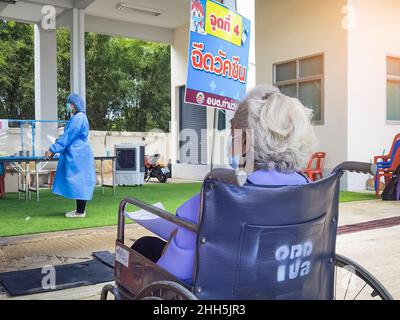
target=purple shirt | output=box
[156,169,309,282]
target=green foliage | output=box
[0,22,171,132]
[0,21,34,120]
[108,38,171,132]
[57,28,71,121]
[57,30,172,131]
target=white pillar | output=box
[70,8,86,103]
[34,24,58,155]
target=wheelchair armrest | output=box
[333,161,377,175]
[117,197,198,243]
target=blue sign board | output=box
[185,0,251,111]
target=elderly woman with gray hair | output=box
[131,85,317,283]
[228,85,316,178]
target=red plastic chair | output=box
[303,152,326,182]
[374,133,400,167]
[374,134,400,197]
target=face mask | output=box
[66,102,73,113]
[192,14,203,23]
[226,133,242,170]
[228,154,241,170]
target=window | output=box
[274,54,324,125]
[387,56,400,122]
[217,109,226,131]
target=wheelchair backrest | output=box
[193,170,341,300]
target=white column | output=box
[34,24,58,155]
[70,8,86,103]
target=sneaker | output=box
[65,211,86,218]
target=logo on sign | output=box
[185,0,251,111]
[196,92,205,104]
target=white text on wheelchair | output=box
[275,241,313,282]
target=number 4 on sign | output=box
[234,25,240,37]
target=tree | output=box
[0,22,171,132]
[0,21,34,120]
[110,38,171,132]
[57,28,70,121]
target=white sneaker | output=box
[65,211,86,218]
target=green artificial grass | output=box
[338,191,376,203]
[0,184,376,237]
[0,183,201,238]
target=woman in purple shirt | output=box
[132,85,317,283]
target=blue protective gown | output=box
[49,94,96,200]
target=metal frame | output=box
[98,156,116,196]
[0,156,116,201]
[100,197,198,300]
[1,119,67,158]
[273,52,325,126]
[101,162,395,301]
[117,197,197,244]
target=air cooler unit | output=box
[115,143,145,186]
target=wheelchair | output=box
[101,162,393,300]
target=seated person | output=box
[131,85,317,283]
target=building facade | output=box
[254,0,400,190]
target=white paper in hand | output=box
[125,202,178,241]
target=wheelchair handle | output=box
[332,161,377,176]
[205,168,247,186]
[117,197,198,243]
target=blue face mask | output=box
[192,14,203,24]
[226,133,242,170]
[66,102,73,113]
[228,154,241,170]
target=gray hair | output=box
[232,85,317,173]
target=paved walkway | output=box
[338,200,400,226]
[336,225,400,299]
[0,200,399,300]
[0,224,152,300]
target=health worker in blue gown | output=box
[45,93,96,218]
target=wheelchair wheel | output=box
[334,254,393,300]
[134,281,198,300]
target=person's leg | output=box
[76,200,86,214]
[131,236,167,262]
